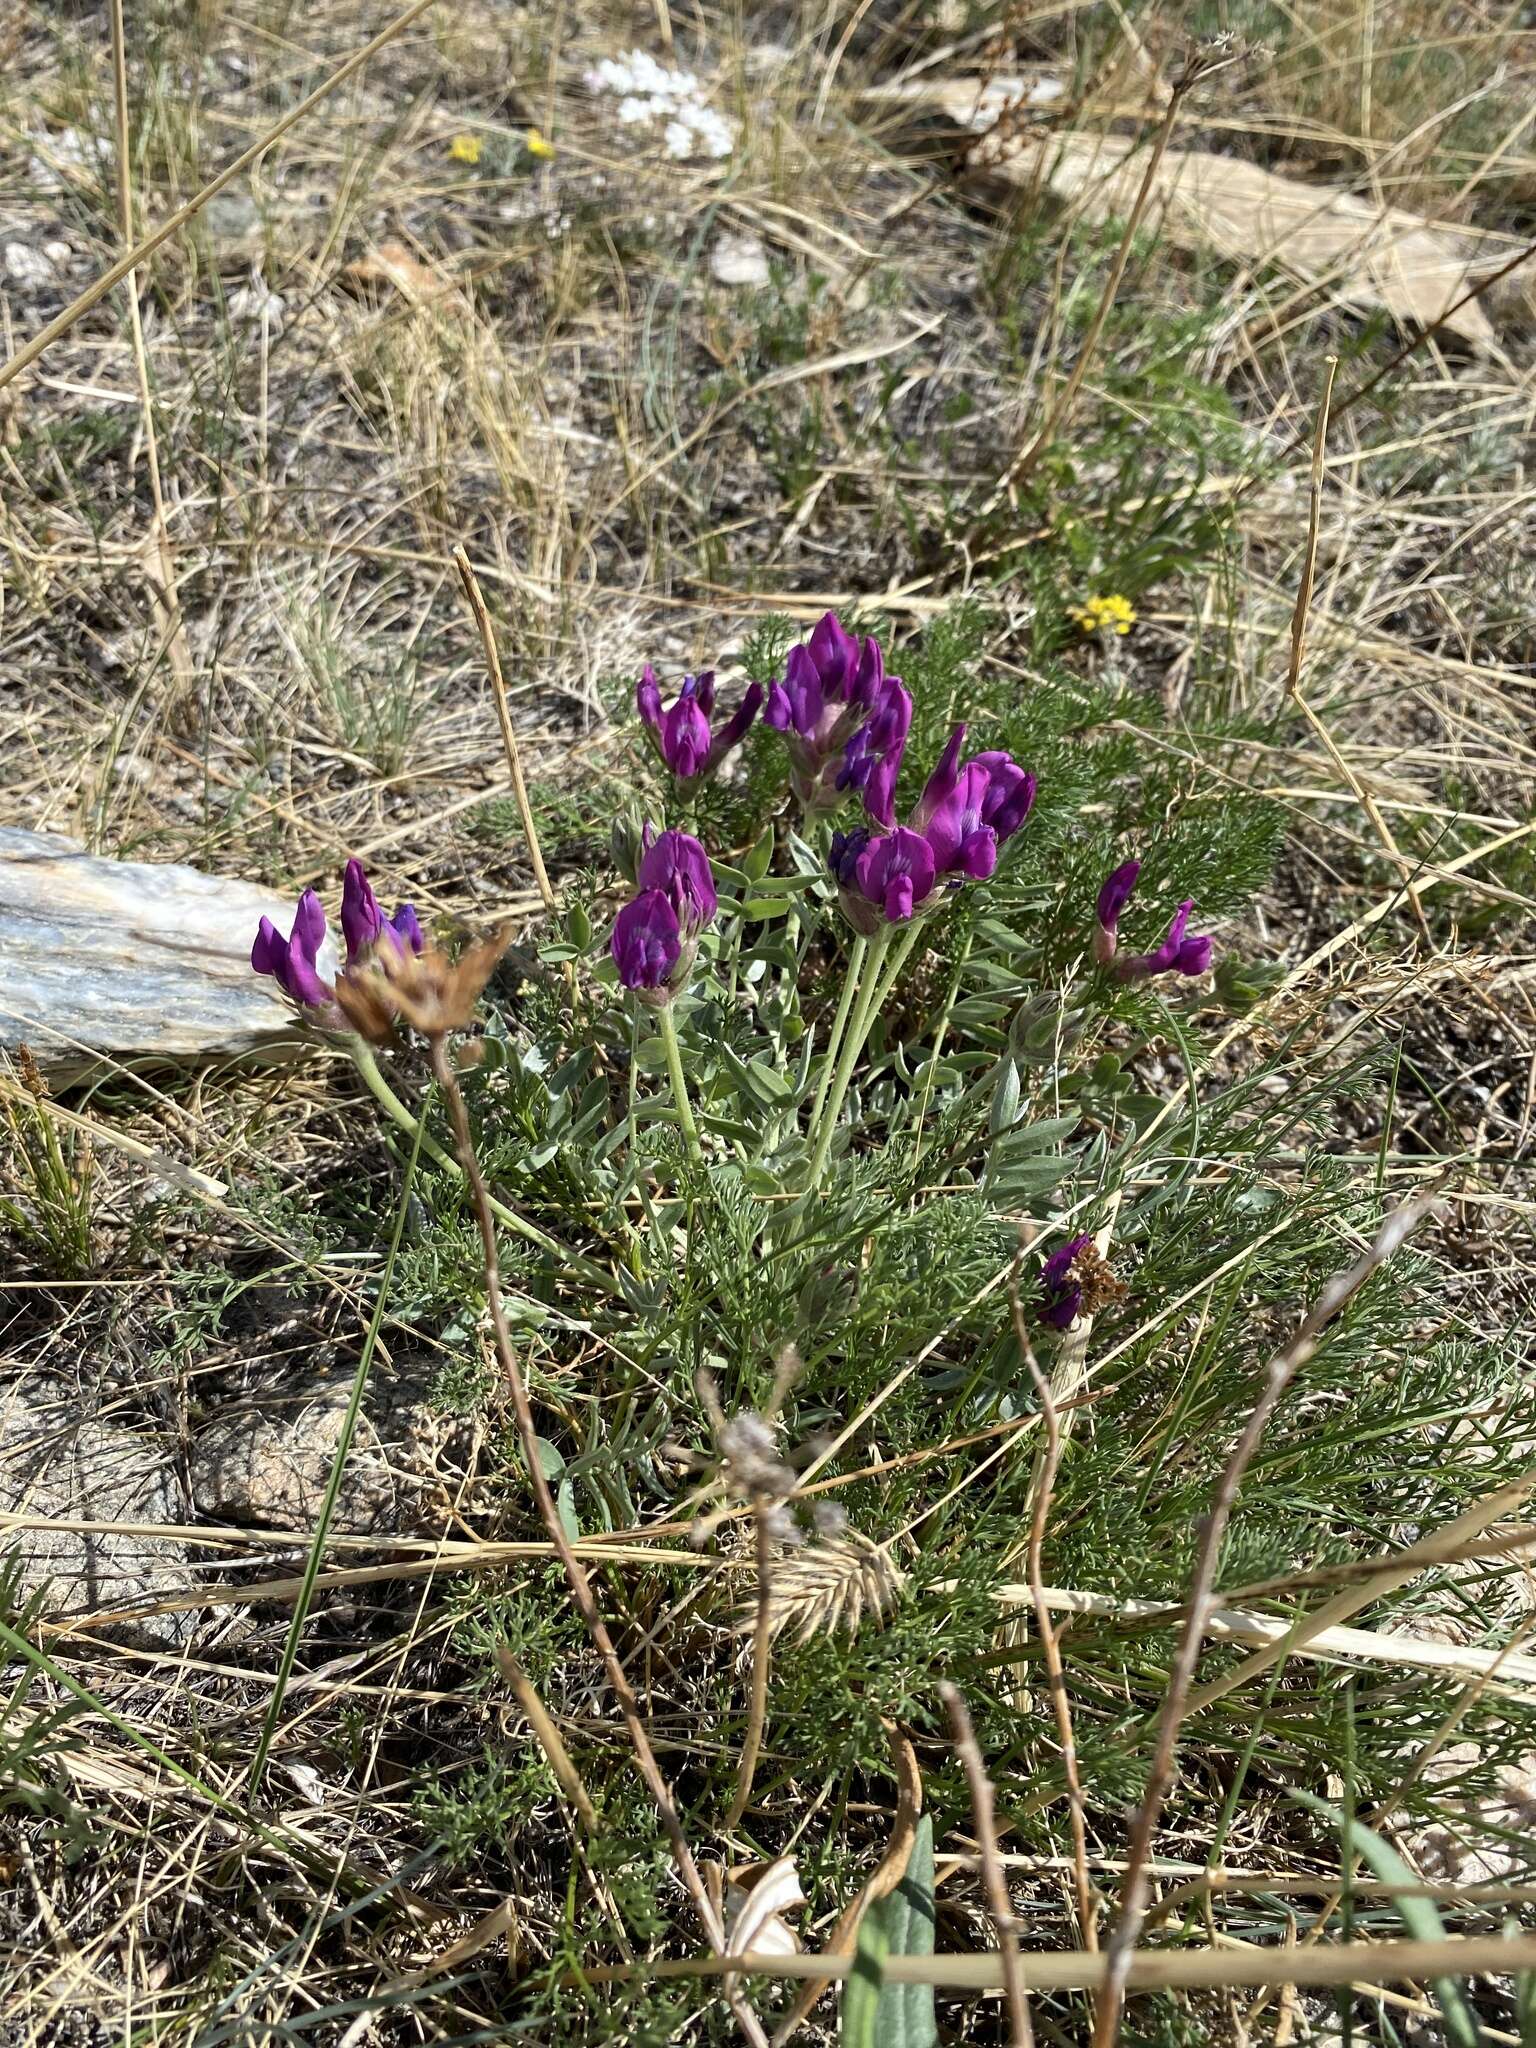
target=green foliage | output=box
[842,1817,937,2048]
[0,1077,96,1279]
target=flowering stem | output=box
[655,1001,703,1167]
[805,926,890,1190]
[804,919,926,1191]
[808,932,867,1129]
[349,1041,617,1297]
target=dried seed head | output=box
[335,929,511,1044]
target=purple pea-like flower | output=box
[854,826,936,927]
[340,857,425,965]
[924,754,1038,883]
[1093,858,1141,965]
[637,665,762,781]
[251,888,336,1015]
[611,827,717,1004]
[638,826,717,935]
[1090,860,1212,978]
[833,723,1036,931]
[1119,898,1213,980]
[1038,1234,1093,1330]
[763,611,910,817]
[612,889,683,997]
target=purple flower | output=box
[612,889,683,996]
[1094,858,1141,964]
[834,724,1035,931]
[340,858,425,966]
[251,889,336,1014]
[638,826,717,935]
[855,827,936,925]
[1119,898,1214,980]
[1038,1234,1093,1330]
[828,827,871,889]
[1091,860,1212,978]
[763,611,910,817]
[637,666,762,781]
[611,827,717,1004]
[923,754,1037,883]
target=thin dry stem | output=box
[494,1645,599,1834]
[724,1511,774,1834]
[1091,1185,1445,2046]
[452,543,556,916]
[1285,356,1428,938]
[981,76,1188,515]
[108,0,191,695]
[1008,1248,1097,1951]
[426,1033,769,2048]
[941,1682,1032,2047]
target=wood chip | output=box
[908,82,1501,347]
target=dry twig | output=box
[1091,1184,1446,2046]
[940,1682,1033,2047]
[1008,1244,1097,1950]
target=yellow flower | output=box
[1071,593,1136,638]
[525,127,556,160]
[448,133,483,166]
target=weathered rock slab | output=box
[0,827,307,1068]
[0,1381,191,1640]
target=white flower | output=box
[584,45,735,159]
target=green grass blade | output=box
[1290,1789,1482,2048]
[246,1093,427,1800]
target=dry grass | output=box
[1,0,1535,2040]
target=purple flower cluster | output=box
[252,859,424,1021]
[637,667,763,781]
[764,612,912,820]
[610,827,717,1004]
[1093,858,1212,979]
[828,723,1037,933]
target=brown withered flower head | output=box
[335,924,512,1044]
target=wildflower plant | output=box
[236,600,1526,2038]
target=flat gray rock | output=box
[0,828,307,1069]
[0,1381,191,1643]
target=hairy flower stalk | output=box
[800,725,1036,1185]
[807,933,868,1130]
[610,826,716,1167]
[803,920,924,1191]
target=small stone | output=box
[711,233,769,288]
[227,269,287,335]
[188,1360,451,1535]
[4,242,57,286]
[204,189,261,254]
